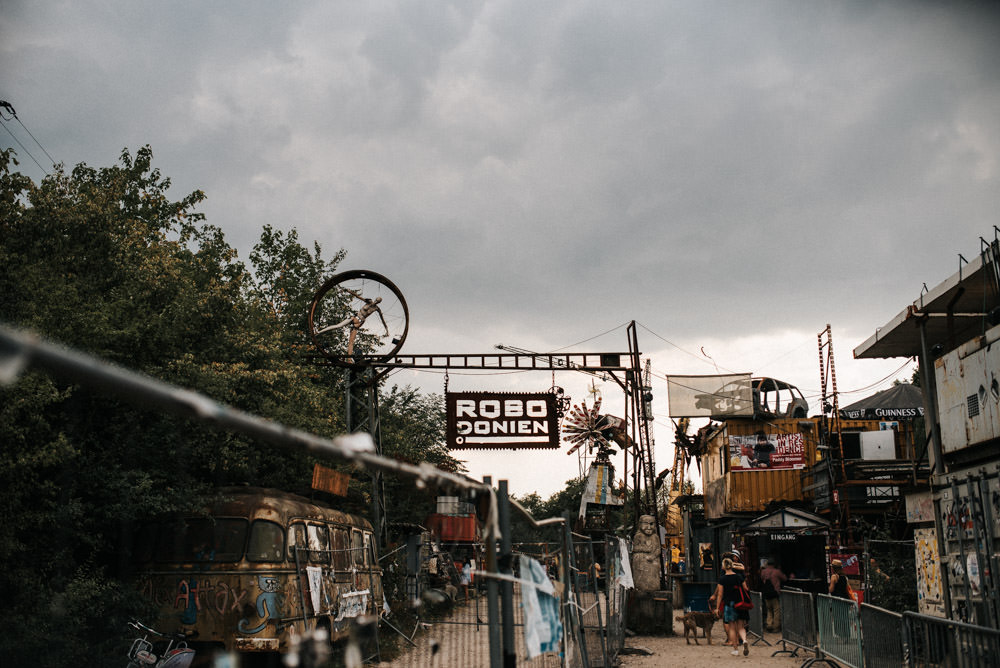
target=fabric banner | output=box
[666,374,753,418]
[617,538,634,589]
[582,463,623,506]
[518,555,563,658]
[306,566,323,614]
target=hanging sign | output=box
[312,463,349,496]
[446,392,560,449]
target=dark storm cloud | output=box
[4,0,1000,352]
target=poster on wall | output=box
[915,526,946,617]
[830,553,861,575]
[728,432,806,471]
[699,543,715,570]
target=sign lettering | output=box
[447,392,560,450]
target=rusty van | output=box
[132,487,382,659]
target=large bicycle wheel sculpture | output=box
[308,270,409,365]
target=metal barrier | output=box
[903,611,1000,668]
[748,590,771,646]
[572,536,609,667]
[772,588,818,659]
[603,538,628,663]
[816,593,863,668]
[859,603,903,668]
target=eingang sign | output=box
[446,392,560,450]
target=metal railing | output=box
[772,588,818,658]
[859,603,903,668]
[903,611,1000,668]
[816,593,863,668]
[747,590,771,646]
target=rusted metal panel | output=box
[311,463,349,496]
[426,513,479,542]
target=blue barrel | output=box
[682,581,713,612]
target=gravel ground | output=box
[619,619,808,668]
[379,592,807,667]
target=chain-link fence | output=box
[2,324,647,667]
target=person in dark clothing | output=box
[760,559,788,631]
[710,557,750,656]
[752,431,776,468]
[828,559,852,637]
[829,559,850,599]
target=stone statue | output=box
[631,514,661,591]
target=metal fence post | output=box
[484,476,502,668]
[498,480,516,667]
[562,512,590,668]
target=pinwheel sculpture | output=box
[563,398,615,457]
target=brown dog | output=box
[675,610,717,645]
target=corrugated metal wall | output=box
[709,418,884,513]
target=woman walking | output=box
[828,559,850,599]
[828,558,851,637]
[710,557,751,656]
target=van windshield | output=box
[153,518,248,563]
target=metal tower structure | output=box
[818,323,853,545]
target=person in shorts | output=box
[710,557,751,656]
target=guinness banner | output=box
[840,406,923,420]
[446,392,560,450]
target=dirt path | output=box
[620,619,806,668]
[378,592,805,667]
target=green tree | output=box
[0,147,459,665]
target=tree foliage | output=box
[0,147,459,665]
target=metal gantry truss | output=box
[311,320,664,569]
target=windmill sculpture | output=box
[563,397,626,531]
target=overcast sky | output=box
[4,1,1000,498]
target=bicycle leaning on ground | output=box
[125,620,195,668]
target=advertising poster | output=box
[830,553,861,575]
[699,543,715,570]
[915,527,946,617]
[729,432,806,471]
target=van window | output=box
[307,524,330,563]
[287,523,306,562]
[247,520,285,563]
[132,522,158,563]
[352,529,365,567]
[331,526,351,569]
[157,518,247,563]
[365,532,376,566]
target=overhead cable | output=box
[0,100,56,173]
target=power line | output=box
[549,321,631,352]
[0,100,56,174]
[636,321,739,372]
[0,118,49,175]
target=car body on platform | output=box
[695,377,808,420]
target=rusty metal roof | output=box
[854,250,997,359]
